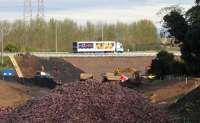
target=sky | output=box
[0,0,194,26]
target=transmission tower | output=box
[24,0,32,23]
[37,0,44,18]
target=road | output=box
[1,51,181,57]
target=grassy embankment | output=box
[0,56,14,70]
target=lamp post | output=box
[101,23,104,41]
[1,30,3,65]
[55,22,58,52]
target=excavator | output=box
[80,73,93,81]
[34,66,53,79]
[102,67,142,85]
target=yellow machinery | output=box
[80,73,93,81]
[142,75,156,80]
[102,67,141,82]
[114,67,140,78]
[102,72,121,81]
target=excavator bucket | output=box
[80,73,93,81]
[102,73,121,81]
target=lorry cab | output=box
[116,42,124,53]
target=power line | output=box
[24,0,32,23]
[37,0,44,19]
[24,0,45,22]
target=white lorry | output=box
[73,41,124,53]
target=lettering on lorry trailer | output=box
[78,43,94,49]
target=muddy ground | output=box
[0,80,50,108]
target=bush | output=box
[4,44,20,52]
[172,61,187,76]
[148,50,175,79]
[148,50,188,79]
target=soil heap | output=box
[17,54,83,83]
[2,79,171,123]
[171,86,200,122]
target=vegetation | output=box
[153,0,200,76]
[0,19,160,52]
[4,44,20,52]
[148,50,187,79]
[149,51,173,79]
[0,57,13,70]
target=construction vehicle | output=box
[34,66,53,79]
[142,74,156,80]
[102,72,121,81]
[32,66,56,88]
[34,71,52,79]
[80,73,93,81]
[102,67,142,85]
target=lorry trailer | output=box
[73,41,124,53]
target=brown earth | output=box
[0,80,51,108]
[64,56,154,80]
[171,80,200,122]
[147,79,200,104]
[15,55,198,106]
[0,80,30,107]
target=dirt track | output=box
[0,80,30,107]
[64,56,154,80]
[0,80,50,108]
[148,79,200,104]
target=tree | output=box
[186,6,200,25]
[163,11,188,44]
[172,61,187,76]
[0,18,159,52]
[196,0,200,5]
[148,51,175,79]
[157,5,184,17]
[162,1,200,75]
[181,24,200,75]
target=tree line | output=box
[0,19,160,52]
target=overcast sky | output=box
[0,0,194,26]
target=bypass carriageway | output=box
[1,51,181,57]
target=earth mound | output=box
[3,79,170,123]
[17,54,83,83]
[171,86,200,122]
